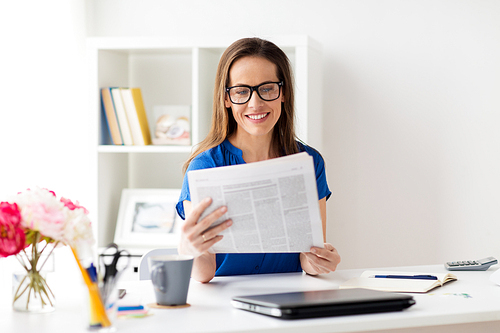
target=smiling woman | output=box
[224,56,284,153]
[175,37,340,283]
[183,37,299,170]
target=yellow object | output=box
[131,87,152,145]
[71,247,111,327]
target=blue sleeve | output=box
[300,144,331,201]
[314,152,331,201]
[176,154,217,220]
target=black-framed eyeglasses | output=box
[226,81,283,105]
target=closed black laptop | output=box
[231,288,415,319]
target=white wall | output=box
[86,0,500,269]
[1,1,499,270]
[0,1,91,205]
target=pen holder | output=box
[84,282,118,332]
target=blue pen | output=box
[373,274,438,280]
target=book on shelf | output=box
[120,87,152,145]
[187,152,324,253]
[339,270,457,293]
[100,88,123,145]
[110,87,133,145]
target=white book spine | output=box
[111,88,134,145]
[120,88,145,145]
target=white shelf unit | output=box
[87,36,323,248]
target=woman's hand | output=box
[178,197,233,283]
[300,243,341,275]
[178,197,233,258]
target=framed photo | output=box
[114,188,181,248]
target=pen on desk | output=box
[371,274,438,280]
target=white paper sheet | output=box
[187,152,324,253]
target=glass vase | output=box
[12,269,55,313]
[12,238,56,313]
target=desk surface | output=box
[2,251,500,333]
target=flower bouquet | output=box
[0,188,111,325]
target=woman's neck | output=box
[228,131,275,163]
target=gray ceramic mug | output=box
[148,255,194,306]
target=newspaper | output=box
[187,152,324,253]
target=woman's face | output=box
[225,56,283,141]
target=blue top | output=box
[176,139,331,276]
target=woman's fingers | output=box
[197,205,228,232]
[180,197,233,257]
[184,197,214,227]
[193,219,232,254]
[200,219,233,242]
[304,243,341,274]
[303,252,331,273]
[198,235,223,253]
[183,198,225,234]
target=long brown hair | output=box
[183,37,298,173]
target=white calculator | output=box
[445,257,498,271]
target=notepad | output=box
[339,270,457,293]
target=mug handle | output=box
[151,263,167,292]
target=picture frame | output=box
[114,188,181,248]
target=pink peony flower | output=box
[25,202,67,240]
[8,187,95,252]
[43,188,56,197]
[61,197,89,214]
[14,188,67,242]
[0,202,21,226]
[0,202,26,257]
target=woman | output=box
[176,37,340,283]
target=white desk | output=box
[2,253,500,333]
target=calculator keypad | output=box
[445,257,497,271]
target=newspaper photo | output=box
[187,152,324,253]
